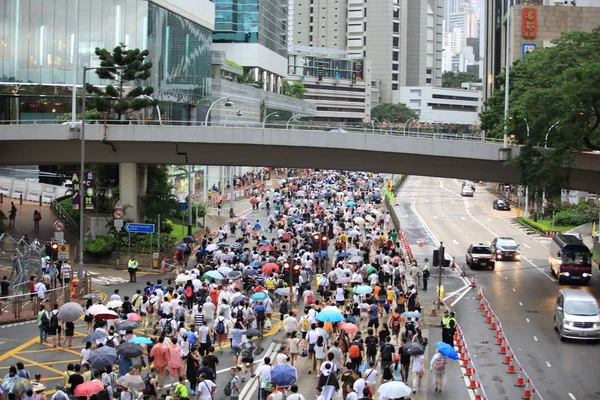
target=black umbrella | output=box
[82,331,107,343]
[116,342,143,359]
[183,236,196,244]
[116,322,140,331]
[88,346,118,369]
[245,329,263,338]
[402,342,425,356]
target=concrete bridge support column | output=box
[119,162,147,222]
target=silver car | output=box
[554,289,600,341]
[461,186,474,197]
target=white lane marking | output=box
[460,216,466,221]
[522,243,531,249]
[443,285,470,301]
[533,336,538,341]
[433,215,439,219]
[452,240,459,245]
[526,318,530,323]
[504,277,508,280]
[546,361,552,368]
[568,393,576,400]
[450,286,473,307]
[512,288,516,292]
[519,302,523,306]
[487,218,492,222]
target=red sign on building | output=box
[522,8,537,39]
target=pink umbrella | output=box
[339,322,360,334]
[88,304,109,315]
[250,197,259,204]
[284,202,291,209]
[127,313,141,322]
[74,380,104,397]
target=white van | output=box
[554,289,600,341]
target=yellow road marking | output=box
[0,337,39,363]
[12,354,66,376]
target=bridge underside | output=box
[4,139,597,192]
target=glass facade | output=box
[0,0,211,121]
[213,0,287,57]
[288,54,357,80]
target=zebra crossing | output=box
[499,217,552,247]
[87,271,130,286]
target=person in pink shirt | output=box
[167,338,183,386]
[149,337,170,387]
[209,287,221,307]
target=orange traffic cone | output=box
[464,359,475,376]
[484,312,492,324]
[478,296,486,310]
[430,306,437,316]
[499,338,507,354]
[467,374,478,389]
[489,315,497,330]
[418,237,424,246]
[506,355,517,374]
[514,367,526,387]
[521,378,532,398]
[474,386,484,400]
[483,304,491,318]
[495,330,504,345]
[476,287,483,300]
[461,269,466,277]
[470,274,476,287]
[494,325,503,339]
[502,347,512,364]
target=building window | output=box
[364,51,367,57]
[310,35,313,41]
[426,68,432,74]
[393,9,399,18]
[393,22,399,33]
[392,64,398,71]
[393,84,398,90]
[364,8,367,17]
[310,7,313,12]
[364,22,367,30]
[310,26,313,32]
[363,37,367,45]
[310,17,313,22]
[392,73,398,81]
[393,52,399,61]
[393,37,399,47]
[426,78,432,83]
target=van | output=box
[548,234,592,284]
[554,289,600,341]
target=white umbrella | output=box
[175,274,191,283]
[353,217,365,225]
[106,300,123,309]
[206,243,218,252]
[88,304,109,315]
[349,229,361,237]
[378,381,412,398]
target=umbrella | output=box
[346,201,356,207]
[378,381,412,398]
[353,217,365,225]
[116,375,145,390]
[355,285,373,295]
[203,270,225,280]
[316,310,344,323]
[232,295,248,307]
[275,288,291,297]
[339,322,359,334]
[401,311,422,319]
[183,236,196,244]
[262,263,280,275]
[337,252,351,258]
[251,292,268,301]
[127,313,141,322]
[81,293,102,300]
[228,271,242,279]
[88,346,118,369]
[366,266,378,275]
[402,342,425,356]
[116,321,140,331]
[254,286,266,292]
[175,274,192,283]
[258,244,275,252]
[74,380,104,397]
[176,244,189,251]
[245,329,263,337]
[88,304,109,315]
[335,277,351,284]
[313,250,329,259]
[259,240,271,245]
[206,243,218,252]
[436,342,459,360]
[82,331,107,343]
[350,255,363,263]
[243,268,258,276]
[58,302,84,322]
[1,376,31,394]
[95,310,119,320]
[250,197,259,205]
[117,342,143,359]
[231,242,244,249]
[238,215,247,221]
[270,364,297,387]
[218,266,233,275]
[217,242,231,248]
[106,300,123,309]
[129,336,154,345]
[322,306,342,313]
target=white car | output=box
[461,186,474,197]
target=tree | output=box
[480,26,600,188]
[371,103,419,124]
[86,45,155,120]
[140,165,179,222]
[442,71,481,88]
[282,80,307,99]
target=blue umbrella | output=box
[243,268,258,276]
[218,266,233,275]
[401,311,422,319]
[316,310,344,323]
[314,250,329,259]
[436,342,459,360]
[129,336,153,345]
[355,285,373,295]
[232,295,248,307]
[337,252,351,258]
[346,201,355,207]
[203,270,225,280]
[251,292,269,301]
[259,240,271,245]
[270,364,297,387]
[176,244,188,251]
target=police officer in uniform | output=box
[441,310,457,346]
[422,258,430,291]
[128,256,139,283]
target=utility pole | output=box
[437,242,445,311]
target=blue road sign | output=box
[125,223,155,234]
[179,202,189,211]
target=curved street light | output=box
[204,97,233,126]
[403,119,416,134]
[263,111,280,128]
[286,114,301,129]
[224,110,243,127]
[542,121,560,213]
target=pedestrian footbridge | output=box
[1,123,599,192]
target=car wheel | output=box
[490,264,495,271]
[559,326,566,341]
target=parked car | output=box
[492,199,511,211]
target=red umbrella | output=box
[127,313,141,322]
[258,244,275,252]
[289,185,298,191]
[74,380,104,397]
[250,197,259,204]
[94,310,119,320]
[254,285,266,292]
[262,263,280,275]
[339,322,360,334]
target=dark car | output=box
[491,237,521,261]
[493,199,511,211]
[466,244,496,270]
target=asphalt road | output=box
[401,175,600,400]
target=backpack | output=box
[187,331,197,345]
[266,279,275,290]
[405,320,416,335]
[365,336,378,353]
[163,319,174,335]
[349,344,360,359]
[434,356,446,371]
[185,286,193,298]
[364,384,374,398]
[279,301,289,315]
[216,320,226,334]
[143,375,155,395]
[277,280,285,289]
[223,377,235,397]
[256,307,266,321]
[394,268,401,278]
[40,311,49,326]
[301,317,310,331]
[235,307,244,321]
[105,336,116,348]
[381,344,394,361]
[391,315,401,331]
[306,294,315,305]
[347,314,356,324]
[50,311,59,328]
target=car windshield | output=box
[497,239,516,247]
[463,187,473,192]
[497,200,506,205]
[473,246,492,254]
[564,300,599,316]
[561,250,591,265]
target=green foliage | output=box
[552,201,600,225]
[117,230,175,254]
[237,74,256,84]
[140,165,179,220]
[371,103,419,124]
[86,44,155,120]
[225,60,243,70]
[516,217,577,233]
[84,235,115,255]
[282,80,307,99]
[56,109,105,122]
[480,26,600,187]
[442,71,481,88]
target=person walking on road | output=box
[430,350,447,393]
[411,353,425,393]
[127,257,138,283]
[8,202,17,227]
[33,210,42,232]
[422,258,430,291]
[37,305,50,343]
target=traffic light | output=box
[51,242,59,261]
[283,262,290,272]
[293,264,301,273]
[313,233,320,242]
[432,249,439,266]
[321,236,329,247]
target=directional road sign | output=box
[179,202,189,211]
[125,223,155,234]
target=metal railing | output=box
[50,197,79,237]
[0,119,509,145]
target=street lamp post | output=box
[403,119,414,135]
[541,121,560,213]
[263,112,279,128]
[502,0,514,149]
[371,118,382,134]
[80,65,126,278]
[286,114,300,129]
[224,110,243,127]
[204,97,233,126]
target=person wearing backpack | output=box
[429,350,447,392]
[364,329,378,366]
[388,308,402,345]
[47,303,61,348]
[253,301,267,332]
[278,298,290,330]
[379,336,395,370]
[224,367,240,399]
[348,339,363,371]
[37,304,50,344]
[214,315,228,352]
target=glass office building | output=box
[213,0,287,58]
[0,0,212,122]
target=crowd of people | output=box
[18,170,457,400]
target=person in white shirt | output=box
[61,262,72,284]
[256,357,272,400]
[202,299,216,326]
[160,300,172,317]
[284,313,299,334]
[275,348,290,365]
[352,375,366,397]
[335,285,345,306]
[34,279,47,299]
[196,374,216,400]
[109,289,121,302]
[364,363,377,385]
